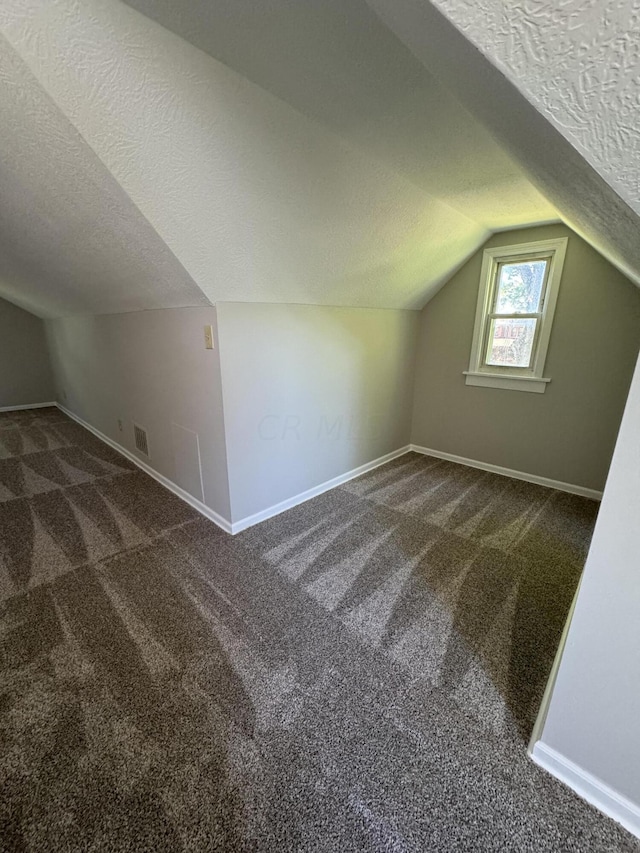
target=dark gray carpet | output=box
[0,407,636,851]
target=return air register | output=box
[133,423,149,457]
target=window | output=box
[464,237,568,393]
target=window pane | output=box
[495,260,547,314]
[485,318,537,368]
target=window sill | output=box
[463,371,551,394]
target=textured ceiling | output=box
[365,0,640,288]
[428,0,640,219]
[0,33,208,318]
[0,0,559,315]
[120,0,556,231]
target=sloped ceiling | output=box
[0,0,559,316]
[121,0,556,229]
[365,0,640,288]
[0,35,208,319]
[429,0,640,218]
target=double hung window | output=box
[464,238,568,393]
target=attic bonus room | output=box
[1,1,640,851]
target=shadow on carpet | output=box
[1,411,635,851]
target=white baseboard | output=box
[55,403,412,536]
[531,741,640,840]
[55,403,233,534]
[0,401,57,412]
[230,445,412,534]
[409,445,602,501]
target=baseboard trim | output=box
[55,403,411,536]
[55,403,233,534]
[531,742,640,840]
[409,445,602,501]
[230,445,412,534]
[0,401,57,412]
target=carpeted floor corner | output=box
[0,407,636,851]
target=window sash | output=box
[486,312,541,321]
[481,255,552,373]
[483,314,541,369]
[491,257,551,311]
[465,237,568,393]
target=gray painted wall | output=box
[539,349,640,806]
[216,303,419,523]
[0,296,54,407]
[410,224,640,492]
[45,308,231,521]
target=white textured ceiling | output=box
[0,33,208,319]
[0,0,559,315]
[428,0,640,219]
[365,0,640,288]
[120,0,556,230]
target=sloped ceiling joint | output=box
[363,0,640,290]
[0,0,559,314]
[0,32,209,319]
[120,0,558,232]
[430,0,640,218]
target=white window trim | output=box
[464,237,568,393]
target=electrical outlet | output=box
[61,390,67,402]
[204,325,215,350]
[118,419,123,432]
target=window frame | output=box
[464,237,568,393]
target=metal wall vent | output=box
[133,424,149,457]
